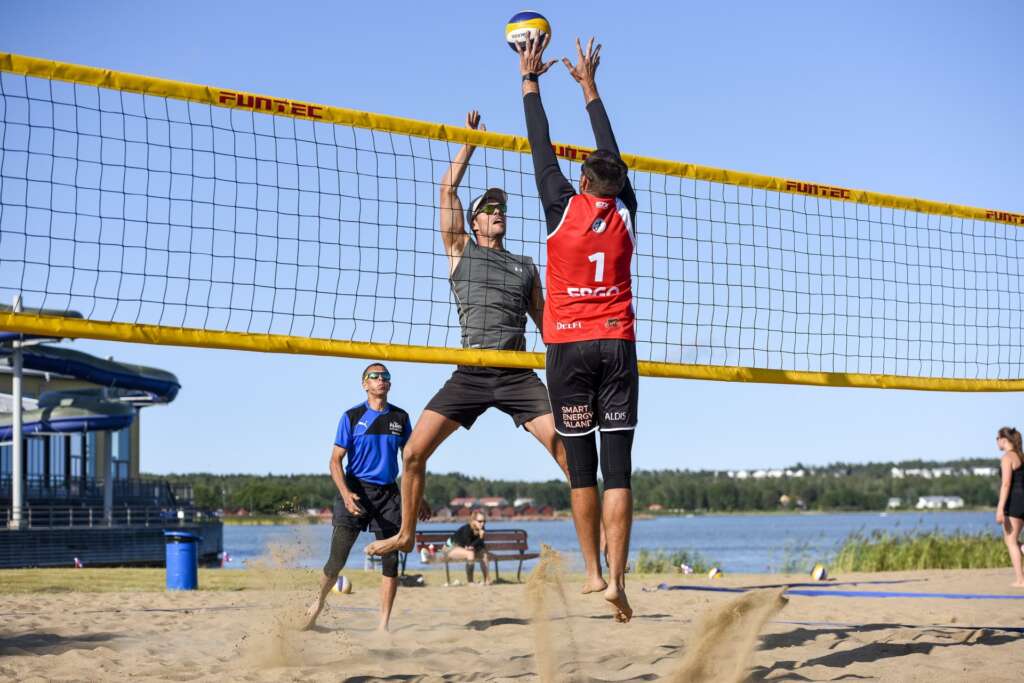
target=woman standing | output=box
[995,426,1024,587]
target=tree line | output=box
[155,457,1003,515]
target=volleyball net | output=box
[1,53,1022,391]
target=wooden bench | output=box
[402,528,539,583]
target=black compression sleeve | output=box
[600,429,634,490]
[524,92,576,233]
[585,98,638,221]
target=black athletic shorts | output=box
[424,366,551,429]
[545,339,639,437]
[332,476,401,534]
[1005,486,1024,519]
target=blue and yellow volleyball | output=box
[505,11,551,52]
[811,563,829,581]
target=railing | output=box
[0,477,187,505]
[0,504,217,529]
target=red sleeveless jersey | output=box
[544,194,635,344]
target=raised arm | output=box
[563,37,638,221]
[527,264,544,335]
[518,35,576,234]
[439,111,483,272]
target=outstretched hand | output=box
[563,37,601,100]
[466,110,485,131]
[515,33,556,77]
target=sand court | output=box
[1,565,1023,681]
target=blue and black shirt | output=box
[335,402,412,486]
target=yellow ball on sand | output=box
[707,567,724,579]
[331,575,352,594]
[811,563,828,581]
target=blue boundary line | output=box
[657,583,1024,600]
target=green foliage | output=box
[151,456,1001,514]
[154,471,570,514]
[833,531,1007,571]
[634,548,713,574]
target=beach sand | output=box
[1,565,1022,681]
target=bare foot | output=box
[377,621,391,633]
[1011,580,1024,588]
[365,533,413,556]
[301,599,324,631]
[604,583,633,623]
[581,576,608,594]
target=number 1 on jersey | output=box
[588,252,605,282]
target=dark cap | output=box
[466,187,508,226]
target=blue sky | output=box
[1,1,1021,479]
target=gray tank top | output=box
[450,239,536,351]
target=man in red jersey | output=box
[517,35,639,622]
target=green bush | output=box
[634,548,714,574]
[833,531,1007,571]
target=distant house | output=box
[433,506,453,519]
[916,495,964,510]
[536,505,555,517]
[449,497,478,508]
[972,467,998,477]
[455,506,473,518]
[647,503,664,512]
[479,496,509,508]
[887,497,902,509]
[513,497,535,508]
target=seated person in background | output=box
[443,511,491,585]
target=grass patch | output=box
[833,531,1007,572]
[634,548,714,574]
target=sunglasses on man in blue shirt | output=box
[364,371,391,381]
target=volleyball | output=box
[505,11,551,52]
[708,567,724,579]
[811,563,829,581]
[332,575,352,594]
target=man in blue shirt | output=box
[303,362,419,632]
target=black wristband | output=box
[522,73,539,82]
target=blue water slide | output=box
[0,346,180,402]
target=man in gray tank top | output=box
[366,111,570,559]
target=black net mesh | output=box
[1,72,1022,381]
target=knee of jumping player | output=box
[402,444,426,473]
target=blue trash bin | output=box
[164,530,201,591]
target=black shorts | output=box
[424,366,551,429]
[545,339,639,437]
[1005,487,1024,519]
[332,477,401,534]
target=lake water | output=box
[223,510,1001,574]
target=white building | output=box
[915,495,964,510]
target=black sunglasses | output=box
[477,202,507,215]
[364,371,391,381]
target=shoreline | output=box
[221,508,994,525]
